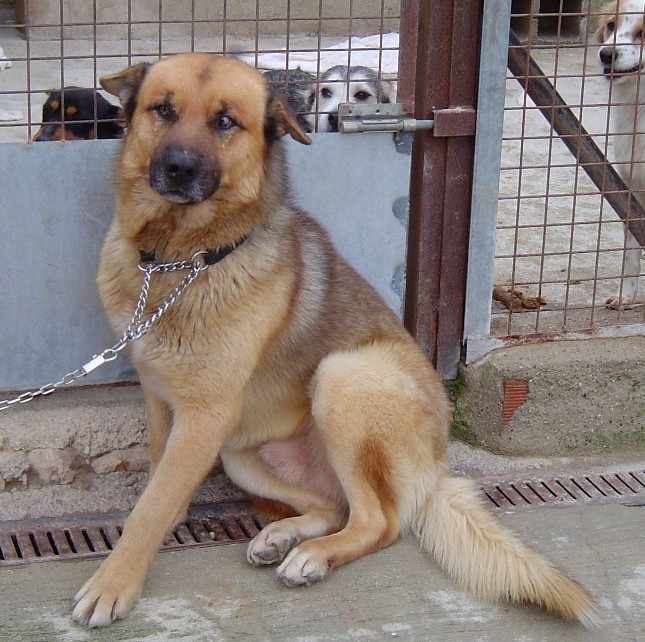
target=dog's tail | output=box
[411,475,599,627]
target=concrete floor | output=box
[0,502,643,641]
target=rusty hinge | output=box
[338,103,476,136]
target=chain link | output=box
[0,252,211,412]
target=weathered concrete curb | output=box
[0,385,244,520]
[457,336,645,456]
[4,335,645,519]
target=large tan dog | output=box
[72,53,597,628]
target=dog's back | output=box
[264,68,315,133]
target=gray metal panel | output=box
[0,134,410,391]
[463,0,512,362]
[288,133,410,315]
[0,140,130,390]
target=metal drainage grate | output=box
[480,465,645,512]
[0,501,268,567]
[2,466,644,566]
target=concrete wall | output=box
[456,336,645,457]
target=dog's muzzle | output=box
[149,147,220,204]
[598,46,644,78]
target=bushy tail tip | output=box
[412,475,599,628]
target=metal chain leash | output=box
[0,251,211,412]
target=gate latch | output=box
[338,103,433,133]
[338,103,476,136]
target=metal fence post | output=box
[463,0,512,363]
[398,0,481,378]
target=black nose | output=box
[599,47,616,66]
[327,112,339,131]
[164,150,200,188]
[150,145,220,203]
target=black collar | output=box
[139,236,248,267]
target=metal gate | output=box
[0,1,417,392]
[465,0,645,363]
[0,0,487,389]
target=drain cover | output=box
[0,501,268,567]
[479,464,645,512]
[1,465,644,566]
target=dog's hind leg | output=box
[607,227,642,309]
[220,449,346,566]
[274,346,412,587]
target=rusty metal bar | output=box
[396,0,419,114]
[508,29,645,247]
[399,0,480,378]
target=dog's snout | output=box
[327,112,339,132]
[599,47,616,66]
[150,145,220,204]
[164,150,200,186]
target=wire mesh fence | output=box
[4,1,645,350]
[493,0,645,340]
[0,0,400,142]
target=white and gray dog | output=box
[306,65,395,132]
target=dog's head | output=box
[596,0,645,83]
[306,65,395,133]
[32,87,124,141]
[100,54,310,209]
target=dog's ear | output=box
[305,86,316,109]
[594,19,608,44]
[100,62,150,122]
[266,95,312,146]
[595,2,617,43]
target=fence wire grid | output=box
[494,0,645,340]
[3,0,645,346]
[0,0,400,142]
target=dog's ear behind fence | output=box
[265,95,312,146]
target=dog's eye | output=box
[320,88,333,99]
[354,91,371,102]
[214,115,236,131]
[153,104,176,120]
[606,20,615,33]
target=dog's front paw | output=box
[276,544,331,587]
[247,523,299,566]
[72,560,143,628]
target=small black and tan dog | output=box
[33,87,125,141]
